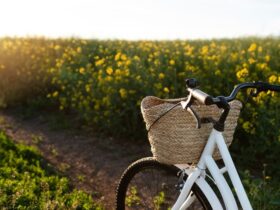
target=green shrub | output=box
[241,169,280,210]
[0,131,102,209]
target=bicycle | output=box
[115,78,280,210]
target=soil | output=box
[0,109,152,209]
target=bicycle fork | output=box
[172,167,203,210]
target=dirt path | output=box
[0,110,151,209]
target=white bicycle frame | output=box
[172,128,253,210]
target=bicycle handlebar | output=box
[225,82,280,101]
[186,79,280,106]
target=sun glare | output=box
[0,0,77,38]
[0,0,279,39]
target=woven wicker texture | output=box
[141,96,242,164]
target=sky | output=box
[0,0,280,40]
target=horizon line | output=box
[1,34,280,42]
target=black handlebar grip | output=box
[255,82,280,92]
[268,85,280,92]
[191,89,214,105]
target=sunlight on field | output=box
[0,37,280,209]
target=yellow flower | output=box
[169,60,175,65]
[136,75,141,81]
[115,69,121,75]
[54,45,60,50]
[163,87,169,93]
[269,75,277,83]
[265,176,271,180]
[77,47,82,53]
[117,61,122,67]
[220,45,227,52]
[215,69,221,76]
[133,55,140,61]
[248,58,256,64]
[236,68,249,79]
[119,88,127,99]
[52,91,59,97]
[79,67,85,74]
[231,53,238,61]
[102,96,110,106]
[49,68,55,73]
[94,103,100,110]
[210,42,216,48]
[265,55,270,62]
[56,60,63,68]
[248,43,257,52]
[154,59,160,66]
[105,76,113,82]
[115,52,121,61]
[201,46,209,55]
[124,69,130,76]
[121,54,127,61]
[85,84,91,92]
[106,67,113,75]
[95,59,105,66]
[154,51,160,57]
[125,60,131,66]
[159,73,165,79]
[257,63,267,70]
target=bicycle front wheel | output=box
[116,157,211,210]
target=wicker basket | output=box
[141,96,242,164]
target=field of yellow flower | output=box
[1,38,280,180]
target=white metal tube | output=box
[172,168,201,210]
[174,164,223,210]
[216,133,253,210]
[180,192,196,209]
[220,166,227,174]
[205,155,239,210]
[195,176,223,210]
[197,129,217,169]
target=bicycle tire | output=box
[116,157,212,210]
